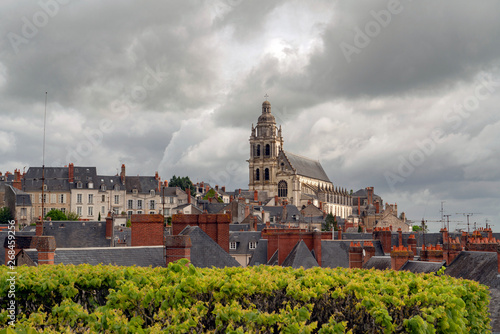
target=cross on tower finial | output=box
[264,93,269,99]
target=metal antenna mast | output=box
[41,92,47,228]
[456,213,481,233]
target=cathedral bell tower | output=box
[248,99,284,196]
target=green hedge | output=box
[0,261,491,333]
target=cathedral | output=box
[248,100,353,219]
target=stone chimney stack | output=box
[366,187,374,205]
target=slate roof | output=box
[258,205,303,223]
[96,175,123,191]
[25,246,165,267]
[229,231,261,255]
[321,240,384,268]
[282,240,319,269]
[40,221,111,248]
[363,256,391,270]
[0,231,36,265]
[8,185,32,206]
[267,249,279,265]
[445,251,500,288]
[400,260,444,273]
[71,166,97,189]
[352,188,382,200]
[179,226,240,268]
[173,203,203,213]
[248,239,268,266]
[197,202,227,214]
[125,176,159,194]
[281,151,330,182]
[23,167,70,191]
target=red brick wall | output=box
[390,246,412,270]
[172,213,231,252]
[165,235,191,265]
[35,236,56,265]
[373,228,392,255]
[349,242,363,268]
[131,214,164,246]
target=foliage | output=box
[203,188,223,203]
[412,225,422,232]
[0,263,491,333]
[0,207,14,224]
[169,175,196,197]
[44,209,67,221]
[166,216,172,226]
[66,212,80,221]
[126,219,131,228]
[323,213,337,231]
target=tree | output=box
[0,207,14,224]
[322,213,337,231]
[45,209,67,221]
[66,211,80,221]
[203,188,223,203]
[169,175,196,197]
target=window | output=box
[51,194,56,203]
[264,168,270,181]
[43,184,47,191]
[88,207,93,216]
[101,206,105,214]
[61,208,66,214]
[278,180,288,198]
[59,194,65,204]
[77,194,82,204]
[114,195,119,204]
[249,241,257,250]
[169,197,174,204]
[137,200,143,209]
[137,210,142,214]
[43,194,47,203]
[77,182,82,189]
[114,185,120,191]
[230,242,237,250]
[255,168,260,181]
[88,182,94,189]
[127,200,133,209]
[76,206,82,216]
[113,208,119,214]
[127,211,132,218]
[165,208,170,216]
[101,195,106,202]
[150,190,155,196]
[265,144,270,156]
[101,184,106,191]
[43,208,47,216]
[256,145,261,156]
[20,208,27,218]
[88,194,93,204]
[149,211,155,215]
[149,200,155,210]
[133,189,138,194]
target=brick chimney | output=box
[36,217,43,236]
[313,231,322,266]
[363,241,376,265]
[221,186,225,192]
[155,171,159,180]
[165,235,192,265]
[187,188,191,204]
[337,229,342,240]
[373,227,392,255]
[390,245,412,270]
[68,163,74,183]
[254,190,258,201]
[105,212,113,239]
[349,242,363,268]
[120,164,126,184]
[443,237,462,265]
[164,180,168,187]
[397,228,403,247]
[36,236,56,265]
[420,244,443,262]
[131,214,164,246]
[357,198,361,215]
[375,201,380,214]
[407,234,417,256]
[12,169,22,190]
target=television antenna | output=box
[455,213,481,233]
[41,92,47,229]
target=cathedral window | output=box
[265,144,270,156]
[278,180,288,198]
[255,168,260,181]
[264,168,270,181]
[256,145,261,156]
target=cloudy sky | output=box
[1,0,499,231]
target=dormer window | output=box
[249,241,257,250]
[101,184,106,191]
[114,185,119,191]
[88,182,94,189]
[77,182,82,189]
[43,184,47,191]
[150,189,155,196]
[230,242,237,250]
[133,189,138,195]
